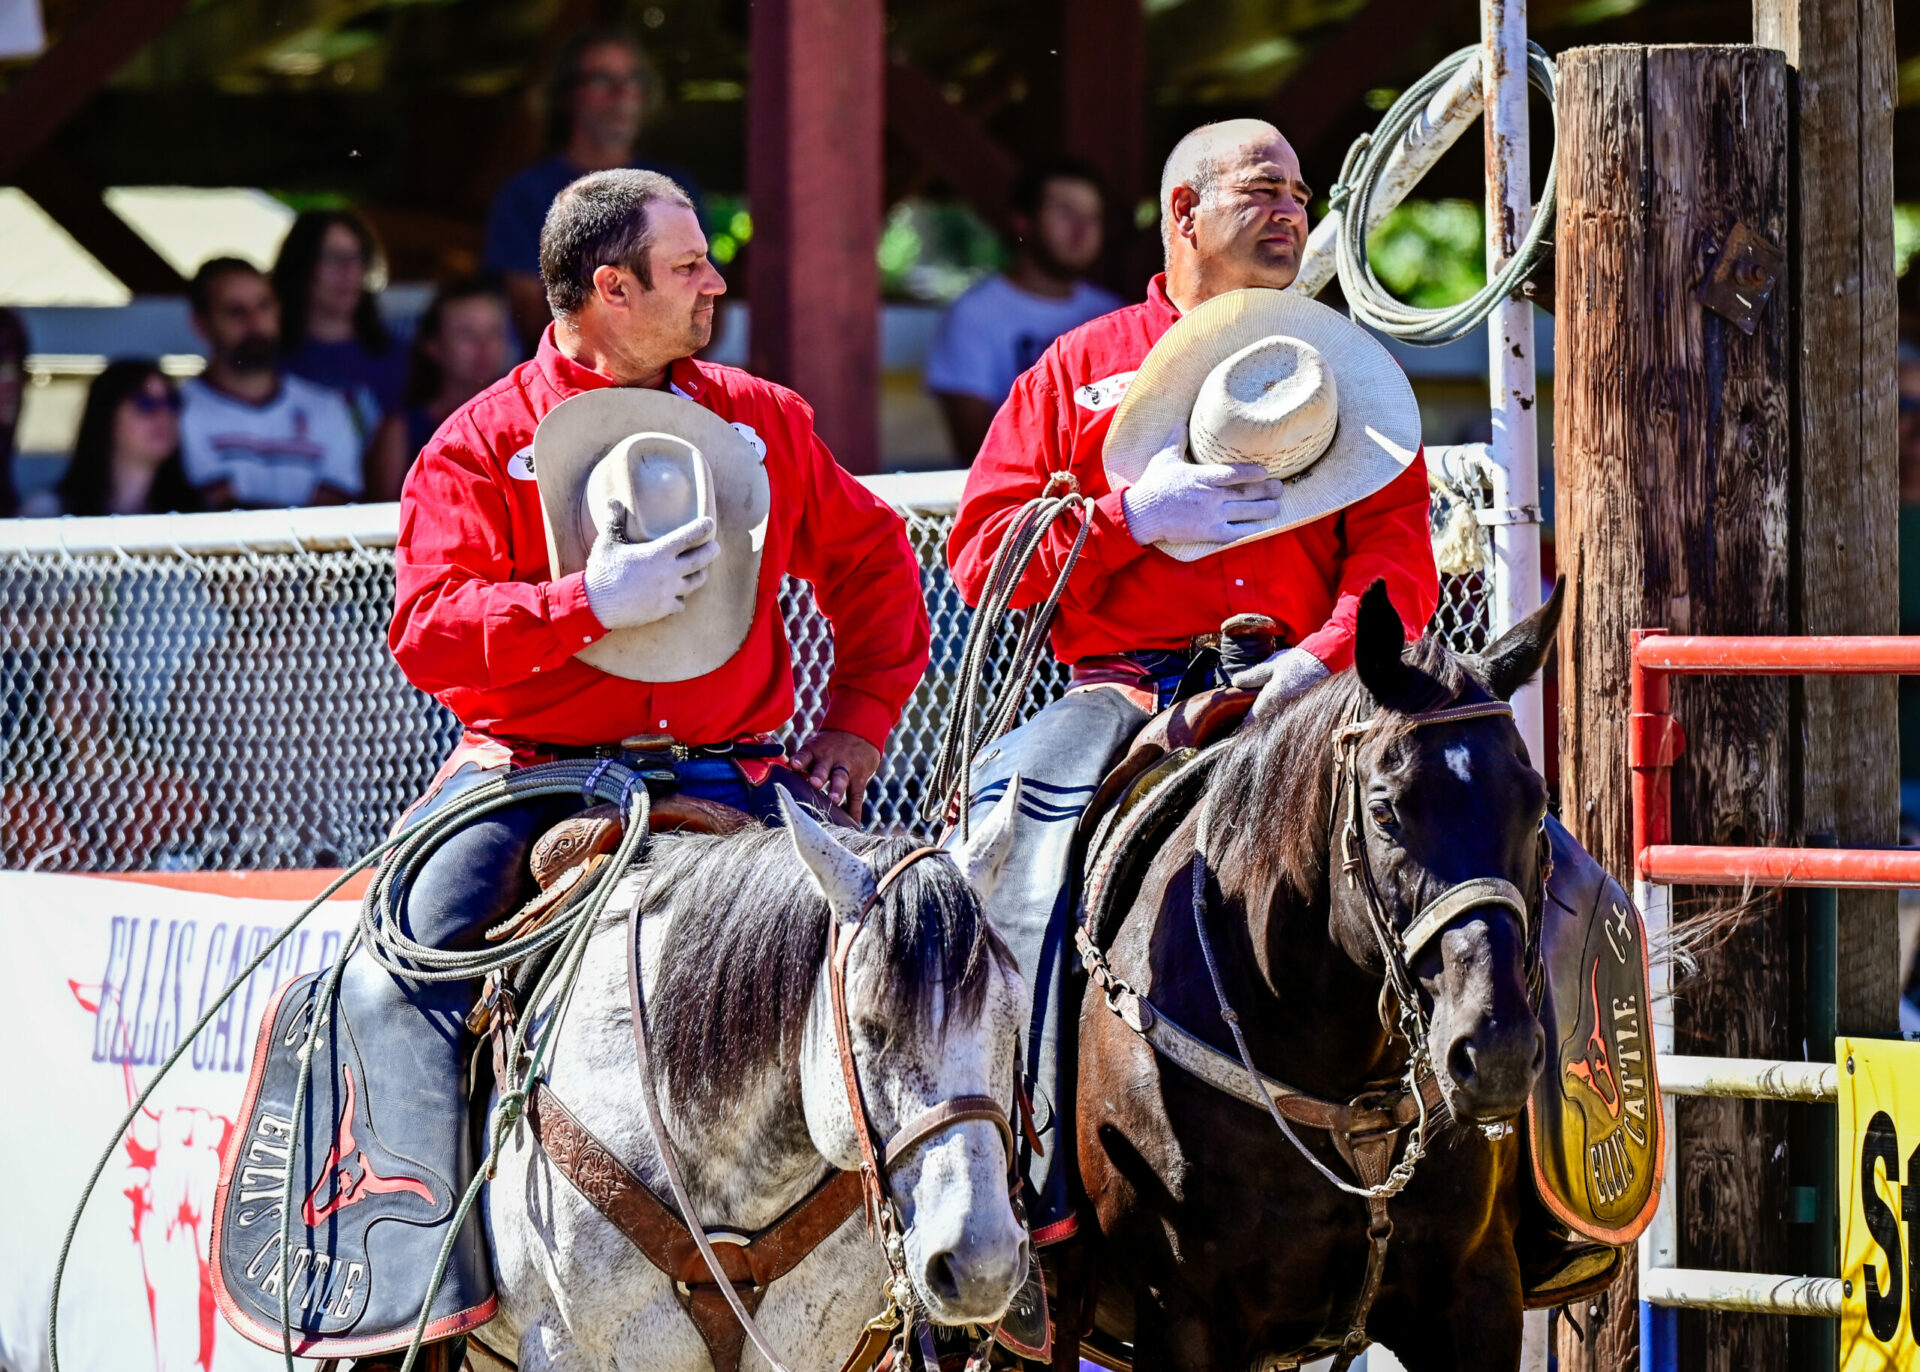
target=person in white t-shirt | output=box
[178,258,363,510]
[925,158,1124,463]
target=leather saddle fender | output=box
[1526,816,1664,1243]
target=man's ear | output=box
[591,262,631,311]
[1167,186,1200,241]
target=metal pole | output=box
[1482,0,1544,761]
[1483,12,1548,1370]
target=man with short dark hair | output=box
[926,158,1122,462]
[482,30,701,349]
[178,258,362,509]
[225,169,931,1364]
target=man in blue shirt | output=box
[483,28,699,350]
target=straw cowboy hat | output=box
[535,388,771,682]
[1103,288,1421,562]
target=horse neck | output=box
[660,1046,831,1230]
[1199,810,1407,1105]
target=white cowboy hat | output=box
[535,388,771,682]
[1102,289,1421,562]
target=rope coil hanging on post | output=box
[1329,42,1559,347]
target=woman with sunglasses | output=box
[26,360,202,517]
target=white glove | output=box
[1119,423,1284,549]
[582,500,719,631]
[1233,646,1331,720]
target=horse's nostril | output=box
[924,1250,963,1305]
[1448,1037,1478,1087]
[1530,1027,1548,1077]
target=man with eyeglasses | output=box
[483,28,702,350]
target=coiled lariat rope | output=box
[49,758,654,1372]
[1330,42,1559,347]
[930,486,1095,840]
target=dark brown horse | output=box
[1076,580,1564,1371]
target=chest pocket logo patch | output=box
[731,422,768,461]
[506,445,536,481]
[1073,371,1137,412]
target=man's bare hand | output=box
[790,729,882,820]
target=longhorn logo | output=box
[301,1065,438,1226]
[1563,960,1623,1120]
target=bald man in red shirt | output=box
[949,120,1436,702]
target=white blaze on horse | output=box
[480,793,1032,1372]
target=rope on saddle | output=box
[929,489,1095,840]
[49,759,657,1372]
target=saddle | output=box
[211,788,766,1358]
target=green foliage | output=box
[876,200,1006,302]
[1364,199,1486,309]
[1895,205,1920,278]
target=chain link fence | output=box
[1,478,1490,871]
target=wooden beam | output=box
[884,57,1020,231]
[747,0,882,473]
[1553,44,1793,1372]
[15,152,184,295]
[0,0,193,183]
[1754,0,1902,1040]
[1268,0,1442,163]
[1060,0,1148,289]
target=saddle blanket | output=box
[1527,817,1663,1243]
[211,956,496,1357]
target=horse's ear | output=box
[1474,575,1566,701]
[777,790,877,914]
[1353,580,1421,707]
[949,774,1021,899]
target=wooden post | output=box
[746,0,882,473]
[1752,0,1902,1040]
[1554,45,1793,1372]
[1059,0,1147,290]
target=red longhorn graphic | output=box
[301,1065,438,1225]
[1563,960,1623,1120]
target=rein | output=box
[623,841,1016,1372]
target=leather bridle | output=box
[825,846,1019,1235]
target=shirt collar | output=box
[1145,273,1181,323]
[534,326,708,401]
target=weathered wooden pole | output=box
[1751,0,1901,1041]
[1554,44,1793,1372]
[746,0,883,473]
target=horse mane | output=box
[644,827,1010,1112]
[1199,634,1475,908]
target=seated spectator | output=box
[483,28,699,349]
[21,361,202,517]
[0,307,25,518]
[179,258,362,509]
[271,209,406,446]
[925,158,1123,462]
[366,277,514,500]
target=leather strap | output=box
[527,1082,865,1372]
[1397,876,1529,961]
[882,1095,1016,1171]
[826,845,949,1232]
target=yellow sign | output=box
[1840,1036,1920,1370]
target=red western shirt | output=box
[947,275,1438,670]
[391,330,930,751]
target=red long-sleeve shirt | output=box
[391,330,929,750]
[947,275,1438,669]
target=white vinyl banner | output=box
[0,872,362,1372]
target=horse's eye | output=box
[1368,800,1398,830]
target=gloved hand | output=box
[1232,646,1331,720]
[1119,422,1284,549]
[582,499,719,631]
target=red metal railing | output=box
[1630,630,1920,886]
